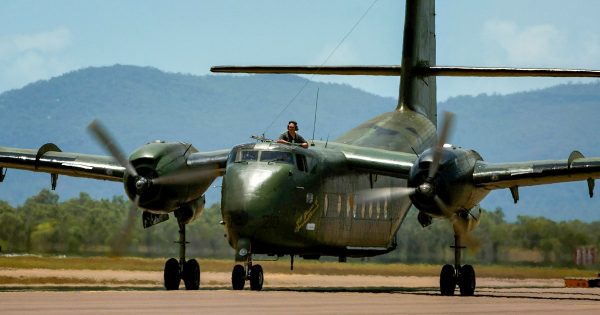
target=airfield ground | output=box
[1,257,599,313]
[1,268,600,314]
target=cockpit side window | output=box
[260,151,294,164]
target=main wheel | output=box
[249,264,264,291]
[458,264,476,296]
[183,259,200,290]
[439,264,456,296]
[232,264,245,290]
[164,258,181,290]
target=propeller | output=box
[88,120,145,256]
[150,167,225,185]
[361,187,416,203]
[357,111,480,249]
[88,119,221,255]
[428,111,454,179]
[359,112,455,205]
[110,201,138,257]
[88,120,138,178]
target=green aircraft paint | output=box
[2,0,600,295]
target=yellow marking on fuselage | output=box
[295,200,319,232]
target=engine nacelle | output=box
[123,141,213,213]
[407,145,489,218]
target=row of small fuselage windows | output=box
[322,193,390,220]
[233,149,311,172]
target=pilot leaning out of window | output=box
[277,121,308,148]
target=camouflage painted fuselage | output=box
[221,110,436,258]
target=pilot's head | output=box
[288,121,299,131]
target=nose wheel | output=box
[231,256,264,291]
[439,234,476,296]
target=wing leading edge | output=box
[0,144,125,184]
[473,151,600,200]
[337,145,416,179]
[0,146,232,183]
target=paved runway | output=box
[1,270,599,314]
[1,286,599,314]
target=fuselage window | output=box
[360,197,365,219]
[346,194,352,218]
[384,199,389,219]
[324,193,328,216]
[337,195,342,216]
[260,151,294,165]
[352,194,358,218]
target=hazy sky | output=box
[2,0,600,101]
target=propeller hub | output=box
[417,182,434,197]
[135,176,151,194]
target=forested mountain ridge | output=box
[1,65,599,221]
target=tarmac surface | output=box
[1,287,600,314]
[1,270,599,314]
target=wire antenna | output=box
[311,88,320,144]
[262,0,379,135]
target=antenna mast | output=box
[311,88,320,144]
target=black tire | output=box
[458,264,476,296]
[232,264,245,290]
[249,264,264,291]
[183,259,201,290]
[439,264,456,296]
[164,258,181,290]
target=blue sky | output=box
[1,0,600,100]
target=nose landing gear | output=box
[231,262,264,291]
[231,243,264,291]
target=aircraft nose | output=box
[222,165,293,227]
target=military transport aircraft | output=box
[2,0,600,296]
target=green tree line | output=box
[1,189,598,267]
[0,189,233,259]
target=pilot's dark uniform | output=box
[278,131,307,145]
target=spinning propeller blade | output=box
[151,168,225,185]
[361,187,416,203]
[428,111,454,179]
[88,120,138,177]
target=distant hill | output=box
[1,65,599,221]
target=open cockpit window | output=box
[296,154,307,172]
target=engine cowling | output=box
[407,145,489,218]
[124,141,212,214]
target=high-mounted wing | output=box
[0,143,125,188]
[473,151,600,200]
[337,144,417,178]
[187,149,230,170]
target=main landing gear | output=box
[163,212,200,290]
[231,245,264,291]
[439,234,476,296]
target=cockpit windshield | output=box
[232,150,258,163]
[230,149,294,165]
[260,150,294,164]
